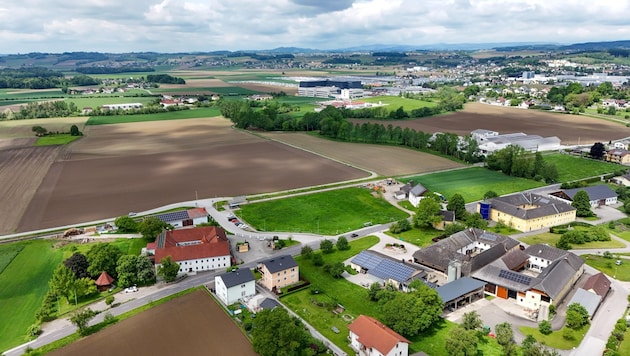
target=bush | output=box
[312,254,324,266]
[103,312,116,324]
[562,329,575,341]
[26,323,41,337]
[105,296,115,307]
[539,320,552,335]
[604,251,614,259]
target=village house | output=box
[550,185,618,207]
[605,148,630,165]
[348,315,411,356]
[150,207,209,229]
[478,193,576,232]
[408,183,428,207]
[149,226,231,274]
[214,269,256,306]
[350,250,427,292]
[257,255,299,292]
[611,173,630,186]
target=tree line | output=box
[0,67,99,89]
[486,145,559,183]
[146,74,185,84]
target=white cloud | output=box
[0,0,629,52]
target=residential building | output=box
[258,255,299,292]
[150,207,209,229]
[550,185,618,207]
[611,173,630,186]
[348,315,410,356]
[215,269,256,306]
[408,184,428,207]
[150,226,231,274]
[605,149,630,165]
[479,193,576,232]
[582,272,611,298]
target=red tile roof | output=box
[95,271,115,286]
[348,315,410,355]
[155,226,230,263]
[187,207,208,219]
[582,272,611,297]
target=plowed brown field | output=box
[48,290,257,356]
[350,102,630,144]
[17,117,368,231]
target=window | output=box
[291,268,295,272]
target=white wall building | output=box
[348,315,410,356]
[215,269,256,306]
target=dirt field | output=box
[0,116,88,139]
[0,144,61,234]
[48,289,257,356]
[16,117,367,231]
[351,102,630,145]
[261,132,464,176]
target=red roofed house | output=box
[582,272,611,298]
[95,271,115,291]
[348,315,410,356]
[150,226,231,274]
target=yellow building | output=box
[258,255,299,292]
[478,193,576,232]
[605,149,630,165]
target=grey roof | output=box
[530,255,584,300]
[435,277,486,303]
[261,255,297,274]
[351,250,417,283]
[413,228,519,274]
[568,288,602,317]
[400,183,413,194]
[489,193,575,220]
[524,244,567,261]
[409,184,427,197]
[562,185,618,201]
[218,269,255,288]
[441,210,455,222]
[501,249,530,270]
[260,298,281,310]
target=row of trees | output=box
[486,146,559,183]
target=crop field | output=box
[64,96,156,109]
[0,89,65,100]
[0,145,61,234]
[85,107,221,125]
[261,132,464,176]
[15,117,367,231]
[401,167,545,202]
[362,96,438,111]
[361,102,630,144]
[543,153,622,182]
[35,135,82,146]
[237,188,408,234]
[0,240,63,352]
[48,289,257,356]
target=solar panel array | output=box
[351,251,415,282]
[498,269,532,285]
[480,232,497,241]
[154,210,190,223]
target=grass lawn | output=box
[0,89,66,100]
[34,134,82,146]
[385,227,443,247]
[519,324,589,349]
[0,240,63,352]
[543,154,622,182]
[0,244,24,274]
[86,107,221,125]
[361,96,438,112]
[619,324,630,355]
[605,225,630,243]
[202,86,261,95]
[519,232,626,250]
[400,167,545,203]
[237,188,409,235]
[583,254,630,281]
[59,237,150,259]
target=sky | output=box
[1,0,630,53]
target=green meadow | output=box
[86,107,221,125]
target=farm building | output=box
[348,315,411,356]
[478,193,576,232]
[393,182,414,200]
[582,272,611,298]
[215,269,256,306]
[474,132,561,156]
[101,103,143,110]
[568,288,602,319]
[473,243,584,308]
[150,226,231,274]
[550,185,618,207]
[435,276,486,311]
[350,250,427,292]
[257,255,299,292]
[150,207,209,229]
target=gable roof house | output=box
[215,269,256,306]
[582,272,611,298]
[550,185,618,207]
[350,250,427,292]
[412,228,520,279]
[472,243,584,309]
[605,149,630,165]
[348,315,411,356]
[479,193,576,232]
[151,226,231,275]
[611,173,630,187]
[150,207,209,229]
[258,255,299,292]
[394,182,415,200]
[408,183,429,207]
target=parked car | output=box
[128,212,137,217]
[124,285,138,293]
[350,233,359,238]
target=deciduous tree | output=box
[462,311,482,331]
[70,308,96,335]
[566,303,590,329]
[63,252,90,279]
[335,236,349,251]
[86,243,123,278]
[414,198,442,228]
[445,327,478,356]
[380,283,442,337]
[571,190,594,217]
[320,239,334,254]
[590,142,606,159]
[251,308,311,356]
[447,193,467,220]
[114,216,138,233]
[138,217,169,241]
[116,255,155,288]
[49,265,76,301]
[157,256,180,282]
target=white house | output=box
[151,207,209,229]
[348,315,410,356]
[215,269,256,306]
[408,184,428,208]
[550,185,618,207]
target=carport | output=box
[436,277,486,311]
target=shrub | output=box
[103,312,116,324]
[26,323,41,337]
[549,304,556,316]
[562,329,575,341]
[105,296,115,307]
[312,254,324,266]
[539,320,552,335]
[604,251,614,259]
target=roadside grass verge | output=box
[34,134,81,146]
[519,232,625,250]
[0,240,63,352]
[543,154,622,182]
[24,287,200,356]
[237,188,409,235]
[400,167,544,203]
[85,107,221,125]
[519,324,589,349]
[582,254,630,281]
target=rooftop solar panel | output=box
[153,210,190,223]
[480,233,497,241]
[351,251,415,282]
[498,269,532,285]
